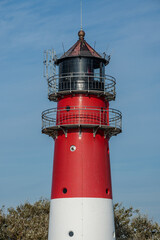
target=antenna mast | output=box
[81,0,83,30]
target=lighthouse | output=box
[42,30,122,240]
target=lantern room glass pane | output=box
[58,57,105,91]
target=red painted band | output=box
[51,129,112,199]
[57,94,109,109]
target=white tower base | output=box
[48,198,116,240]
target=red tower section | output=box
[42,30,122,240]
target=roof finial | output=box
[78,29,85,41]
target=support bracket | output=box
[79,126,82,138]
[60,126,67,138]
[93,127,99,138]
[104,129,111,139]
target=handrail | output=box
[47,72,116,101]
[42,107,122,132]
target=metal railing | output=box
[42,107,122,132]
[47,73,116,101]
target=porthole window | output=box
[63,188,67,194]
[66,106,70,112]
[69,231,74,237]
[70,145,76,152]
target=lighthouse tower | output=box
[42,30,122,240]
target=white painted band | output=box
[48,198,116,240]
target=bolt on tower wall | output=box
[42,30,122,240]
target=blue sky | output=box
[0,0,160,223]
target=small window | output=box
[63,188,67,194]
[69,231,74,237]
[66,106,70,112]
[70,145,76,152]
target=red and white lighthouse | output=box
[42,30,122,240]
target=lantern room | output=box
[55,30,110,92]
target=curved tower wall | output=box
[42,30,122,240]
